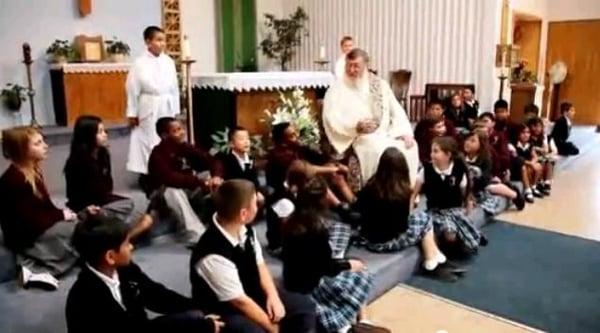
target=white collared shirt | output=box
[86,264,126,310]
[232,150,252,171]
[516,141,531,151]
[565,115,572,127]
[417,162,468,188]
[195,214,264,302]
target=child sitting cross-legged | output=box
[66,213,223,333]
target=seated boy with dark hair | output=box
[551,102,580,156]
[190,179,316,333]
[523,103,540,123]
[66,214,222,333]
[479,112,512,181]
[218,126,265,206]
[147,117,224,244]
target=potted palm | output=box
[46,39,76,64]
[105,37,131,63]
[1,83,27,112]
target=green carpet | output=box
[408,221,600,333]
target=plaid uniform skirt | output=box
[323,219,352,259]
[365,211,433,253]
[312,270,373,332]
[429,207,481,252]
[475,190,505,216]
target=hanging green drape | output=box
[218,0,257,72]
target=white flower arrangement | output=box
[263,88,321,149]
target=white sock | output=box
[435,252,447,264]
[337,324,351,333]
[525,188,532,194]
[423,259,439,271]
[544,180,552,185]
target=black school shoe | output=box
[422,265,459,283]
[441,260,469,275]
[513,190,526,210]
[536,183,550,196]
[532,187,544,198]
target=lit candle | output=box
[319,45,326,61]
[182,35,191,60]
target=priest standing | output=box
[126,26,180,180]
[323,48,419,185]
[334,36,355,78]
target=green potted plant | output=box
[105,37,131,63]
[259,7,309,71]
[1,83,27,112]
[46,39,76,64]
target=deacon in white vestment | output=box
[323,48,419,185]
[126,26,180,175]
[334,36,355,78]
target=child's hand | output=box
[63,209,78,221]
[349,259,366,272]
[205,314,225,333]
[266,295,286,323]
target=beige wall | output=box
[180,0,218,74]
[547,0,600,21]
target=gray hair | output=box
[346,48,369,62]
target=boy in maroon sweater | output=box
[147,117,223,244]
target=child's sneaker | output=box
[536,183,550,196]
[532,187,544,198]
[524,190,535,203]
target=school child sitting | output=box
[463,130,525,213]
[66,213,222,333]
[509,124,546,203]
[528,117,556,194]
[551,102,580,156]
[413,136,482,256]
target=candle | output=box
[182,35,191,60]
[319,45,326,60]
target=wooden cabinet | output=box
[510,83,537,122]
[50,63,129,126]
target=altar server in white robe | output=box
[324,48,419,185]
[126,26,180,176]
[334,36,355,78]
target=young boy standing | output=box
[126,26,180,184]
[66,214,222,333]
[147,117,223,243]
[190,180,316,333]
[335,36,355,78]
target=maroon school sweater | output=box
[147,139,223,193]
[0,165,64,251]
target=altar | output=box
[191,71,334,147]
[50,63,130,126]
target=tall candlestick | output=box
[182,35,191,60]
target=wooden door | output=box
[544,20,600,124]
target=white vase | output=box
[110,53,127,63]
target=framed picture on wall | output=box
[75,35,105,62]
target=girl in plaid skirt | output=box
[357,147,454,278]
[282,177,388,333]
[463,129,525,214]
[414,137,482,255]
